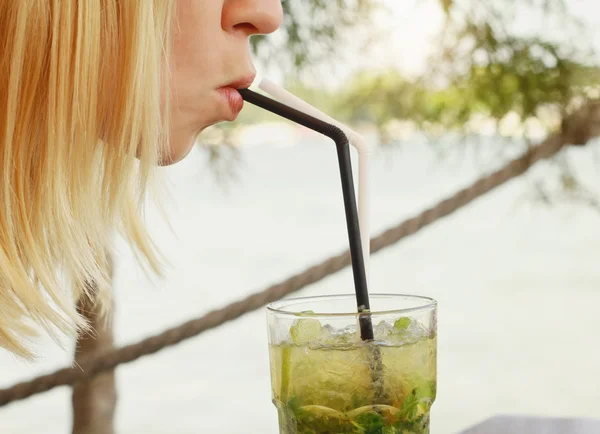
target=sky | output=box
[259,0,600,89]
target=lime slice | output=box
[280,345,291,401]
[297,405,352,431]
[299,405,347,418]
[347,404,401,420]
[348,404,401,429]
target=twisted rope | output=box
[0,131,573,407]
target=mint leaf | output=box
[393,414,427,433]
[400,383,436,424]
[287,396,302,416]
[400,389,420,420]
[355,412,386,434]
[393,317,411,330]
[416,380,436,402]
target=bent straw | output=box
[238,88,374,341]
[256,78,372,283]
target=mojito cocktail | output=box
[267,294,437,434]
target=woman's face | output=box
[166,0,282,164]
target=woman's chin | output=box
[158,137,197,166]
[159,113,227,166]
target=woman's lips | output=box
[216,74,256,119]
[216,87,244,118]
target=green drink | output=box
[267,295,437,434]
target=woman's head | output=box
[0,0,282,358]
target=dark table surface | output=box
[457,415,600,434]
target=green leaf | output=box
[400,389,421,421]
[393,317,411,331]
[416,381,436,401]
[287,396,302,417]
[354,411,386,433]
[400,382,436,424]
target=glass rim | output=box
[266,293,437,318]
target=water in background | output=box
[1,134,599,434]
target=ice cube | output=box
[388,319,430,345]
[375,320,393,340]
[339,324,359,336]
[322,324,336,335]
[317,324,336,347]
[316,324,357,347]
[290,319,323,345]
[407,320,429,340]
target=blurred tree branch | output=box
[431,0,600,204]
[252,0,377,73]
[335,0,600,205]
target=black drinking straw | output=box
[239,88,374,341]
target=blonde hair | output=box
[0,1,174,358]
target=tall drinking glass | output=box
[267,294,437,434]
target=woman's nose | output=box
[223,0,283,36]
